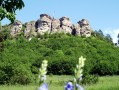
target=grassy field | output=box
[0,75,119,90]
[85,76,119,90]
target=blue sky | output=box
[2,0,119,43]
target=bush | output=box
[0,65,14,84]
[92,60,118,75]
[0,63,33,84]
[81,74,99,84]
[48,58,75,75]
[0,33,119,85]
[10,65,33,85]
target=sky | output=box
[2,0,119,43]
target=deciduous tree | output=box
[0,0,24,22]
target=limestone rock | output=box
[10,20,22,37]
[40,14,52,23]
[24,21,37,39]
[36,14,52,35]
[60,16,72,34]
[74,19,92,37]
[51,19,60,33]
[73,23,81,36]
[10,14,93,39]
[78,19,89,27]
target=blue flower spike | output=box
[76,84,84,90]
[65,82,74,90]
[38,83,48,90]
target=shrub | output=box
[48,58,75,75]
[0,33,119,85]
[92,60,118,75]
[0,65,14,84]
[81,74,99,84]
[0,63,33,84]
[10,65,33,85]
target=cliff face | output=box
[10,14,92,39]
[10,20,22,37]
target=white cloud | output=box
[103,28,119,43]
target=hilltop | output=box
[0,14,119,85]
[1,14,92,40]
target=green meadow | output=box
[0,75,119,90]
[1,1,119,90]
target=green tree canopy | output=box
[0,0,24,22]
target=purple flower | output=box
[38,83,48,90]
[76,84,84,90]
[65,82,74,90]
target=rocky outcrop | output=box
[78,19,92,37]
[10,20,22,37]
[11,14,92,38]
[36,14,52,35]
[73,19,92,37]
[24,21,37,39]
[59,17,73,34]
[51,18,60,33]
[73,23,81,36]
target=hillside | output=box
[0,32,119,84]
[0,14,118,85]
[0,14,92,40]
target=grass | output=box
[85,76,119,90]
[0,75,119,90]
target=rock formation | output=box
[10,14,92,38]
[51,18,60,33]
[59,16,73,34]
[10,20,22,37]
[73,19,92,37]
[78,19,92,37]
[36,14,52,35]
[24,21,37,39]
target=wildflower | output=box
[38,83,48,90]
[74,56,86,82]
[38,60,48,85]
[64,56,86,90]
[76,84,84,90]
[64,82,84,90]
[65,82,74,90]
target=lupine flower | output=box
[64,56,86,90]
[65,82,74,90]
[65,82,84,90]
[38,83,48,90]
[37,60,48,90]
[76,84,84,90]
[38,60,48,85]
[74,56,86,82]
[73,56,86,90]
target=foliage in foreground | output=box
[0,33,119,84]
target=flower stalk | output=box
[65,56,86,90]
[38,60,48,86]
[74,56,86,90]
